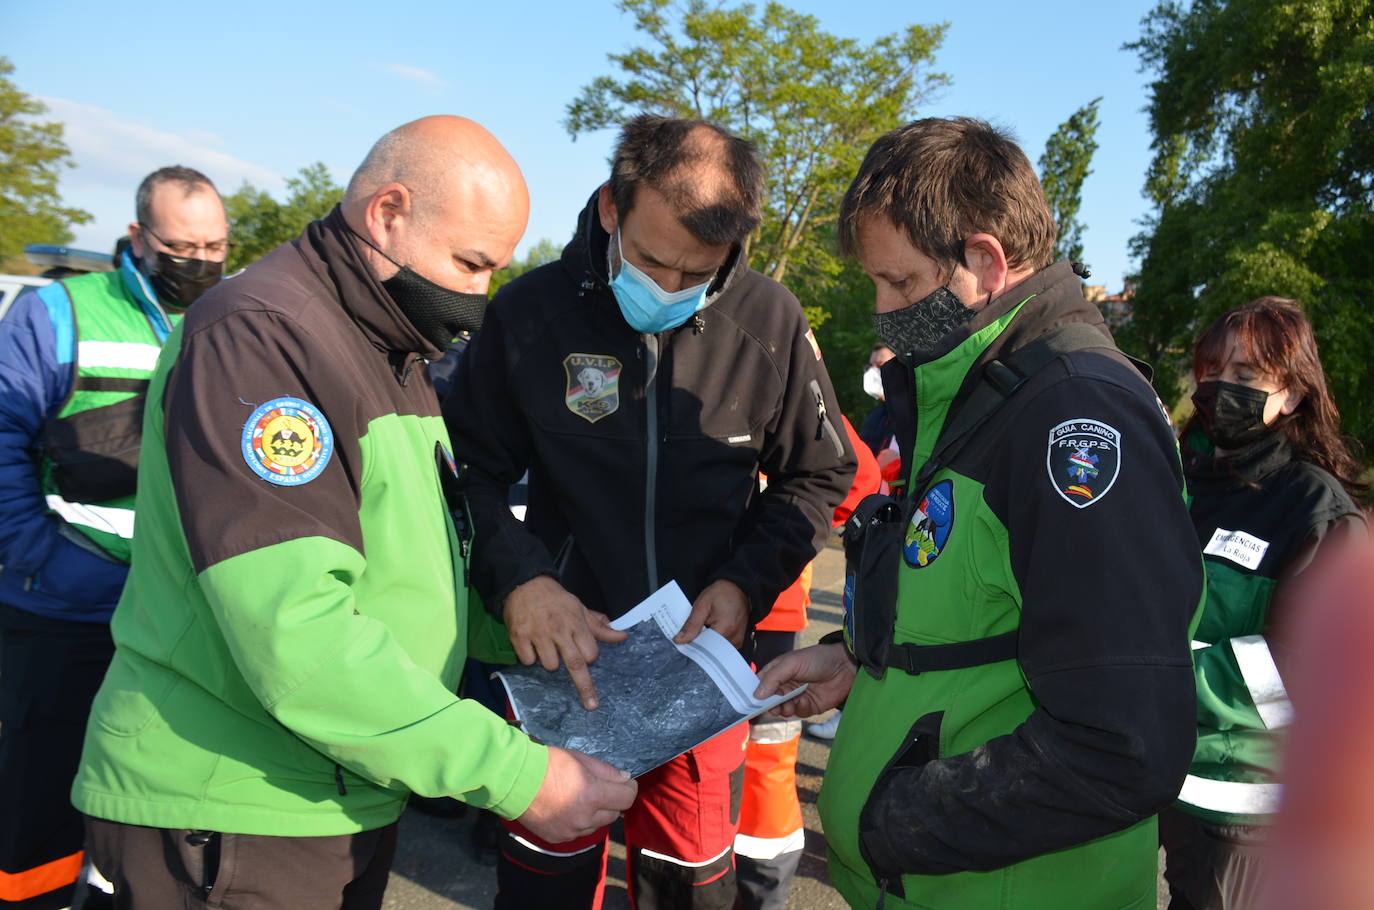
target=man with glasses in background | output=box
[0,166,227,910]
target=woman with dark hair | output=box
[1161,296,1368,909]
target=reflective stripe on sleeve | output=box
[0,850,83,901]
[734,829,805,860]
[76,340,161,372]
[45,495,135,539]
[507,834,601,858]
[1178,773,1283,815]
[1231,634,1293,729]
[637,844,733,868]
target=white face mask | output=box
[863,365,885,401]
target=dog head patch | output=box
[564,353,622,424]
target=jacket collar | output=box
[912,260,1112,370]
[1183,430,1294,493]
[883,260,1118,488]
[297,206,441,360]
[117,249,178,342]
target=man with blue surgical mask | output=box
[443,114,856,910]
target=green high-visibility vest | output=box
[41,268,178,563]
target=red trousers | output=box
[496,723,747,910]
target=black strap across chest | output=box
[891,323,1129,676]
[909,323,1121,496]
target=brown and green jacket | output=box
[73,210,547,836]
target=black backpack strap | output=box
[885,630,1019,674]
[910,323,1116,494]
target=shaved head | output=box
[345,115,528,227]
[342,115,529,294]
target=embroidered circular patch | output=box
[904,479,955,568]
[241,397,334,486]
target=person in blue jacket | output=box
[0,166,227,909]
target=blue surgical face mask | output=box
[607,228,712,333]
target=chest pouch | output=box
[41,382,148,503]
[841,493,908,679]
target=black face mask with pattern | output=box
[871,285,978,365]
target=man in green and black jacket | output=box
[756,117,1203,909]
[71,116,637,909]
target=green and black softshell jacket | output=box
[822,262,1204,909]
[72,210,547,836]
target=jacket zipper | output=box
[642,335,660,591]
[809,379,845,457]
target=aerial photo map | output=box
[496,582,802,777]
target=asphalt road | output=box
[381,543,850,910]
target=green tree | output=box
[1038,97,1102,266]
[0,56,91,262]
[224,162,343,271]
[1122,0,1374,450]
[566,0,948,325]
[489,237,563,295]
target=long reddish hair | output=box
[1182,296,1366,497]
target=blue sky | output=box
[7,0,1162,291]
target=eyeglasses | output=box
[140,223,234,258]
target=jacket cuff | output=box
[858,772,904,880]
[478,734,550,821]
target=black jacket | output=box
[443,193,856,623]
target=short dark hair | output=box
[135,166,218,227]
[608,114,764,246]
[839,117,1056,274]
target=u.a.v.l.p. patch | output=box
[241,397,334,486]
[1046,419,1120,508]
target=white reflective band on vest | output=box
[1231,634,1293,729]
[637,844,732,868]
[1179,773,1283,815]
[45,495,135,539]
[734,828,805,860]
[76,340,160,372]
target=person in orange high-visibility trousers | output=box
[736,417,880,910]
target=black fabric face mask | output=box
[350,227,488,349]
[380,266,487,349]
[871,285,978,365]
[1191,380,1276,449]
[144,251,222,307]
